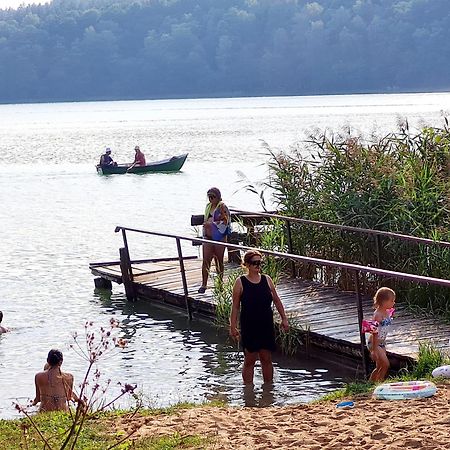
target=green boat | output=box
[97,153,188,175]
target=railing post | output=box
[118,229,136,301]
[375,234,382,268]
[286,220,296,278]
[353,270,368,377]
[119,247,136,302]
[176,238,193,320]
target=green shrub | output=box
[404,341,450,379]
[275,314,310,356]
[213,268,243,328]
[265,125,450,316]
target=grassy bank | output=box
[4,341,449,449]
[0,403,212,450]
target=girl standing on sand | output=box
[229,250,289,384]
[367,287,396,382]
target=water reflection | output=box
[92,288,357,408]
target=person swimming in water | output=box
[32,349,81,412]
[0,311,9,334]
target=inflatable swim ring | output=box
[432,365,450,378]
[373,380,437,400]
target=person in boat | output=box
[99,148,117,167]
[127,145,146,171]
[229,249,289,384]
[32,349,81,412]
[0,310,9,333]
[198,187,231,293]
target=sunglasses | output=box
[208,194,216,199]
[248,259,262,266]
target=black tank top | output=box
[239,275,276,352]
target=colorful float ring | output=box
[373,380,437,401]
[432,365,450,378]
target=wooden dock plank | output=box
[91,257,450,362]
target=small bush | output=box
[213,268,243,328]
[404,341,450,379]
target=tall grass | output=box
[275,314,310,356]
[213,268,243,328]
[265,125,450,317]
[257,218,287,285]
[401,341,450,379]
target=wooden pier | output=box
[90,256,450,369]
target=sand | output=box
[112,384,450,449]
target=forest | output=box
[1,0,449,103]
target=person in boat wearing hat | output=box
[127,145,146,172]
[99,148,117,167]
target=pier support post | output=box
[176,238,193,320]
[119,247,136,302]
[353,270,369,377]
[94,277,112,290]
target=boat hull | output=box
[97,153,188,175]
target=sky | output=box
[0,0,50,8]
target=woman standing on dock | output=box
[198,187,231,293]
[230,250,289,384]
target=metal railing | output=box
[115,225,450,375]
[230,208,450,275]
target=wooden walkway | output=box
[90,257,450,365]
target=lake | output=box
[1,92,449,418]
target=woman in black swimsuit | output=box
[230,250,289,384]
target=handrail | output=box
[115,225,450,375]
[114,226,450,288]
[229,208,450,249]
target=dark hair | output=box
[0,311,3,323]
[47,349,64,366]
[207,187,222,201]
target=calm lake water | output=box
[1,93,449,418]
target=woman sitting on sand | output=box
[32,349,80,412]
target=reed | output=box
[258,218,287,285]
[213,268,243,328]
[275,314,310,356]
[401,341,450,379]
[265,124,450,316]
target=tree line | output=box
[1,0,449,103]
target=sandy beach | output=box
[111,384,450,449]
